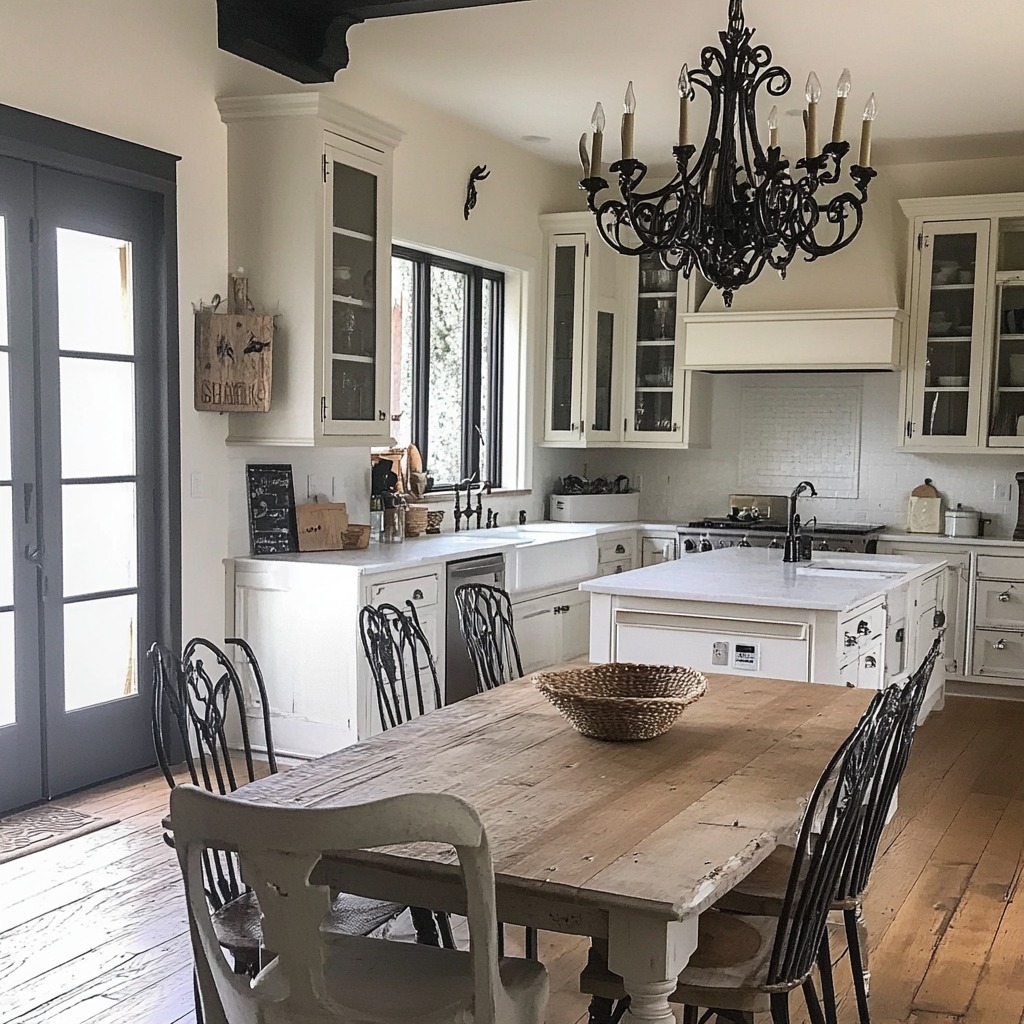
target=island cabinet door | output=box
[512,595,560,675]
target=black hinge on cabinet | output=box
[906,420,914,438]
[917,232,923,251]
[322,154,328,183]
[584,241,590,257]
[320,396,327,422]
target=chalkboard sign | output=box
[246,464,299,555]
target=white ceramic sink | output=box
[796,566,902,581]
[800,556,915,575]
[449,526,598,591]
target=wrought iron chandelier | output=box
[578,0,878,306]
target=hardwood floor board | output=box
[914,799,1024,1014]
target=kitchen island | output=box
[583,547,948,714]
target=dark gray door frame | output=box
[0,105,181,809]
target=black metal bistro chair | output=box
[581,687,891,1024]
[149,638,405,986]
[454,582,524,692]
[711,637,943,1024]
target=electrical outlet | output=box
[711,641,729,666]
[307,474,335,500]
[994,481,1012,503]
[189,472,206,499]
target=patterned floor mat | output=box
[0,804,117,864]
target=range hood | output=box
[680,307,908,372]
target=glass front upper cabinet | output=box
[627,252,679,438]
[544,234,586,440]
[909,221,990,447]
[990,220,1024,445]
[324,138,390,437]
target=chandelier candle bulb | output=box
[590,102,605,177]
[805,71,821,157]
[621,81,636,160]
[859,92,877,166]
[833,68,852,143]
[678,64,692,146]
[768,105,779,149]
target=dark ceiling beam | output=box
[217,0,527,84]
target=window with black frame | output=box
[391,247,503,490]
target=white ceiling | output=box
[344,0,1024,169]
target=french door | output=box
[0,155,164,810]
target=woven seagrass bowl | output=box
[535,663,708,742]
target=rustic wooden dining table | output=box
[227,673,872,1024]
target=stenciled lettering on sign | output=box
[199,379,269,407]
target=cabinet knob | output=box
[379,410,386,421]
[998,590,1012,603]
[864,655,877,669]
[933,610,946,629]
[571,422,577,431]
[845,681,856,688]
[844,633,858,647]
[895,627,905,644]
[995,638,1007,651]
[412,589,424,601]
[672,422,679,432]
[857,619,870,636]
[615,543,626,554]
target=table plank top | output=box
[233,674,872,921]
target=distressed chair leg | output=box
[525,926,539,960]
[845,905,872,1024]
[770,992,792,1024]
[816,928,838,1024]
[409,906,441,946]
[193,969,205,1024]
[802,976,827,1024]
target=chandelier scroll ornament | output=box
[578,0,878,307]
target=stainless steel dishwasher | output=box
[445,554,506,704]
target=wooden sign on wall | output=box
[194,308,274,412]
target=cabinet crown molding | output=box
[900,192,1024,219]
[216,93,404,151]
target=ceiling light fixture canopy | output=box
[578,0,878,306]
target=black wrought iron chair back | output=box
[454,582,524,692]
[150,637,276,914]
[765,690,887,994]
[838,636,941,904]
[359,601,442,729]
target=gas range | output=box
[677,495,886,555]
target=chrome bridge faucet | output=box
[783,480,818,563]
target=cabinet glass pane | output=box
[550,245,576,432]
[634,254,678,432]
[330,158,378,425]
[921,232,979,437]
[64,594,137,712]
[991,248,1024,438]
[332,162,376,238]
[593,311,614,432]
[331,358,375,421]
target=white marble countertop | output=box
[580,547,947,613]
[877,530,1022,549]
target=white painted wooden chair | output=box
[171,785,549,1024]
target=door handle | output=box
[998,590,1012,603]
[994,638,1007,651]
[25,542,44,568]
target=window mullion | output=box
[413,256,430,469]
[489,276,504,488]
[465,269,484,483]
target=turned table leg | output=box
[607,910,698,1024]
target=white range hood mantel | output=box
[679,307,908,372]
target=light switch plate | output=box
[994,481,1012,503]
[307,474,335,500]
[711,641,729,666]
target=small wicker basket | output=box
[535,663,707,742]
[405,504,429,537]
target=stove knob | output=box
[683,539,697,553]
[768,538,781,549]
[717,540,730,548]
[738,534,751,548]
[817,539,830,551]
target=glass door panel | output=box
[990,223,1024,443]
[911,222,989,445]
[547,238,583,436]
[328,150,380,430]
[591,310,614,433]
[630,253,679,436]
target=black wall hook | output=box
[464,165,490,220]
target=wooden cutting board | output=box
[911,479,940,498]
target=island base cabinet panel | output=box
[972,630,1024,681]
[513,589,591,676]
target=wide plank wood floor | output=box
[1,694,1022,1023]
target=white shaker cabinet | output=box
[217,94,402,446]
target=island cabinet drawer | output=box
[839,605,885,652]
[975,580,1024,629]
[972,630,1024,680]
[977,555,1024,581]
[597,559,633,577]
[598,535,636,564]
[369,573,439,609]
